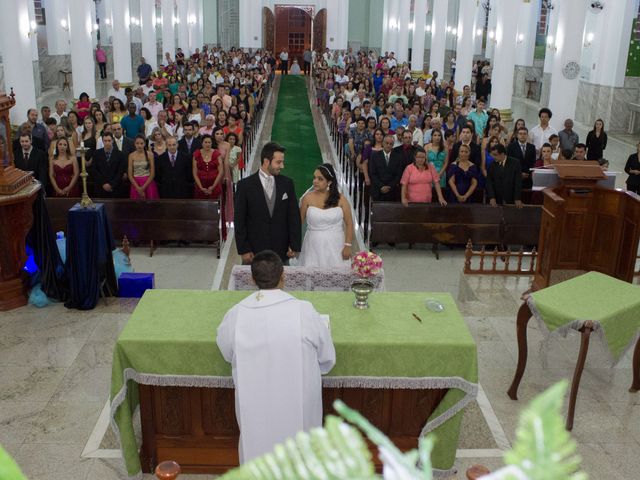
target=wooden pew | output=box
[46,198,222,257]
[370,203,542,257]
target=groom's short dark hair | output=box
[251,250,284,289]
[261,142,286,165]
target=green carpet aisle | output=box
[270,76,323,197]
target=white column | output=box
[589,0,637,87]
[429,0,448,76]
[197,0,204,48]
[97,0,111,46]
[396,0,410,63]
[489,0,519,113]
[188,0,200,52]
[326,0,349,51]
[548,0,588,130]
[474,5,486,56]
[112,0,132,82]
[161,0,176,58]
[239,0,262,49]
[26,0,39,60]
[543,4,559,74]
[410,0,428,72]
[90,2,98,48]
[485,1,498,60]
[68,0,96,98]
[381,0,391,54]
[388,0,400,55]
[177,0,190,54]
[455,0,478,87]
[515,0,537,67]
[141,0,158,71]
[0,0,36,124]
[45,0,71,55]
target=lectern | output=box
[534,161,640,290]
[0,91,41,310]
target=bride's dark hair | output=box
[317,163,340,209]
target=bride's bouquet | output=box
[351,251,383,278]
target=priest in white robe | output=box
[217,250,336,463]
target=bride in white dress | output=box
[298,163,354,268]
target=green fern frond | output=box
[504,381,588,480]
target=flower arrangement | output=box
[351,251,383,278]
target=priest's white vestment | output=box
[216,289,336,463]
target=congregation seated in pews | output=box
[13,45,272,207]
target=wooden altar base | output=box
[139,384,448,474]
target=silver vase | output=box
[351,279,374,309]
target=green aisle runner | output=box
[271,76,323,197]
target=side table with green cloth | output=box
[507,271,640,430]
[111,290,478,478]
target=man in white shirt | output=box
[146,110,174,138]
[143,91,163,120]
[529,107,558,153]
[386,52,397,69]
[361,100,377,122]
[51,100,68,125]
[107,80,127,103]
[217,251,335,463]
[415,78,427,98]
[334,68,349,85]
[279,48,289,75]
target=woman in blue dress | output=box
[447,144,480,203]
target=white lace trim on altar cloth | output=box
[527,296,640,369]
[110,369,476,479]
[228,265,386,291]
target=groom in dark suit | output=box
[487,144,523,208]
[234,142,301,264]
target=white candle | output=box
[81,141,85,148]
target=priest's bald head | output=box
[251,250,284,290]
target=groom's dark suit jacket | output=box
[234,172,301,262]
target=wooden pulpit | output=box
[0,91,41,310]
[534,161,640,290]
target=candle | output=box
[81,141,85,148]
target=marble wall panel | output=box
[540,73,551,107]
[0,65,4,93]
[574,79,640,133]
[38,51,72,89]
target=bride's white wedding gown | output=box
[298,206,350,268]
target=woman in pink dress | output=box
[128,135,160,199]
[193,134,223,200]
[214,127,234,224]
[49,138,80,197]
[400,148,447,206]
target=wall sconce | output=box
[27,20,37,38]
[476,28,483,37]
[408,22,414,31]
[517,33,525,44]
[155,16,162,26]
[105,18,111,26]
[583,32,594,48]
[60,19,69,31]
[188,14,197,26]
[93,23,99,32]
[130,16,140,27]
[446,25,452,33]
[426,25,432,32]
[546,35,557,51]
[488,30,496,43]
[173,16,179,25]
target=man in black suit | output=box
[177,123,201,157]
[506,127,537,189]
[234,142,301,264]
[111,122,135,160]
[92,133,127,197]
[12,123,46,153]
[487,144,522,208]
[450,126,482,167]
[14,133,48,191]
[390,130,416,169]
[369,134,404,201]
[156,136,193,198]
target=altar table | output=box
[507,271,640,430]
[111,290,478,477]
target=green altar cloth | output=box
[110,290,478,478]
[529,271,640,361]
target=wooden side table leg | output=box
[566,321,594,431]
[507,302,532,400]
[629,337,640,393]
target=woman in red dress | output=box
[193,134,223,199]
[49,138,80,197]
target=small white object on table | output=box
[229,265,386,291]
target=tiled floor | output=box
[3,82,638,479]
